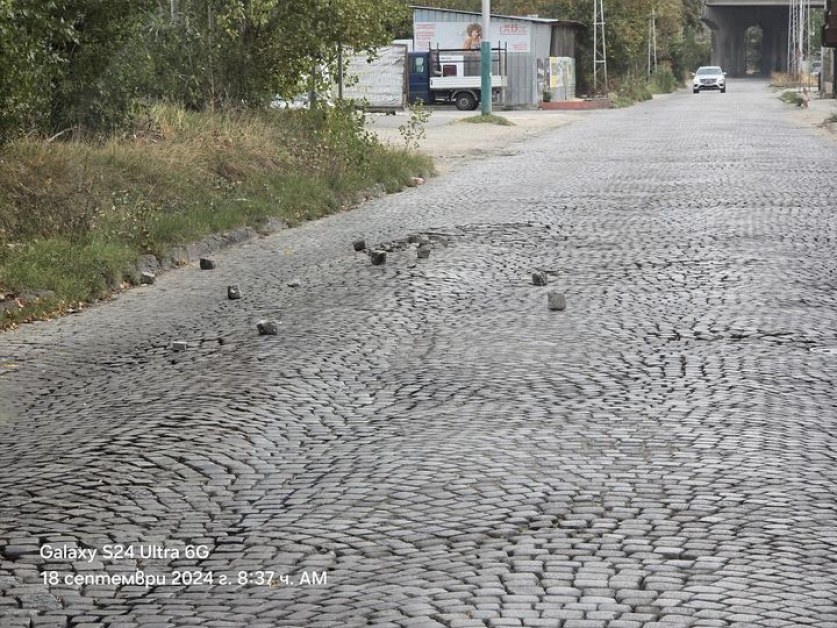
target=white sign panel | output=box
[342,46,406,110]
[414,20,530,53]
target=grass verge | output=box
[459,114,515,126]
[779,90,806,107]
[0,103,433,329]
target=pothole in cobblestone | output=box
[373,221,557,254]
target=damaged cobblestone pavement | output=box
[1,82,836,627]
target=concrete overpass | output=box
[703,0,825,76]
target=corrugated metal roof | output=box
[409,5,586,29]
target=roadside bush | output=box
[399,101,432,150]
[650,66,678,94]
[610,74,653,107]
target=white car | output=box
[693,66,726,94]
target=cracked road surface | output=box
[1,81,836,628]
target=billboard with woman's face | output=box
[414,20,531,52]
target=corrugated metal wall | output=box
[550,28,577,57]
[506,54,535,106]
[412,8,565,107]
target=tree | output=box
[0,0,74,141]
[144,0,410,108]
[47,0,157,133]
[1,0,410,139]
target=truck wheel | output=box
[454,92,477,111]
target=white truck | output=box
[341,45,508,111]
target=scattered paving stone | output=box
[417,243,432,259]
[227,285,242,300]
[139,272,156,285]
[370,251,387,265]
[547,291,566,311]
[199,258,216,270]
[257,320,279,336]
[3,545,37,560]
[352,239,366,252]
[532,271,548,286]
[171,341,188,351]
[30,617,69,628]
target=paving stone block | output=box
[256,320,279,335]
[531,271,548,286]
[3,546,37,560]
[547,291,566,311]
[227,285,242,300]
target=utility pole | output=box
[481,0,492,115]
[648,9,658,79]
[788,0,812,80]
[788,0,795,76]
[593,0,608,95]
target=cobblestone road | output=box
[1,81,836,628]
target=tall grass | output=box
[0,104,433,328]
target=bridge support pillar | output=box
[705,6,746,76]
[761,15,788,75]
[704,5,792,77]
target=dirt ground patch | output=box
[366,108,584,174]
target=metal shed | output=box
[411,6,584,107]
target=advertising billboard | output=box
[414,20,531,53]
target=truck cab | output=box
[408,47,507,110]
[408,52,432,106]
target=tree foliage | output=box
[143,0,409,108]
[0,0,74,141]
[0,0,408,140]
